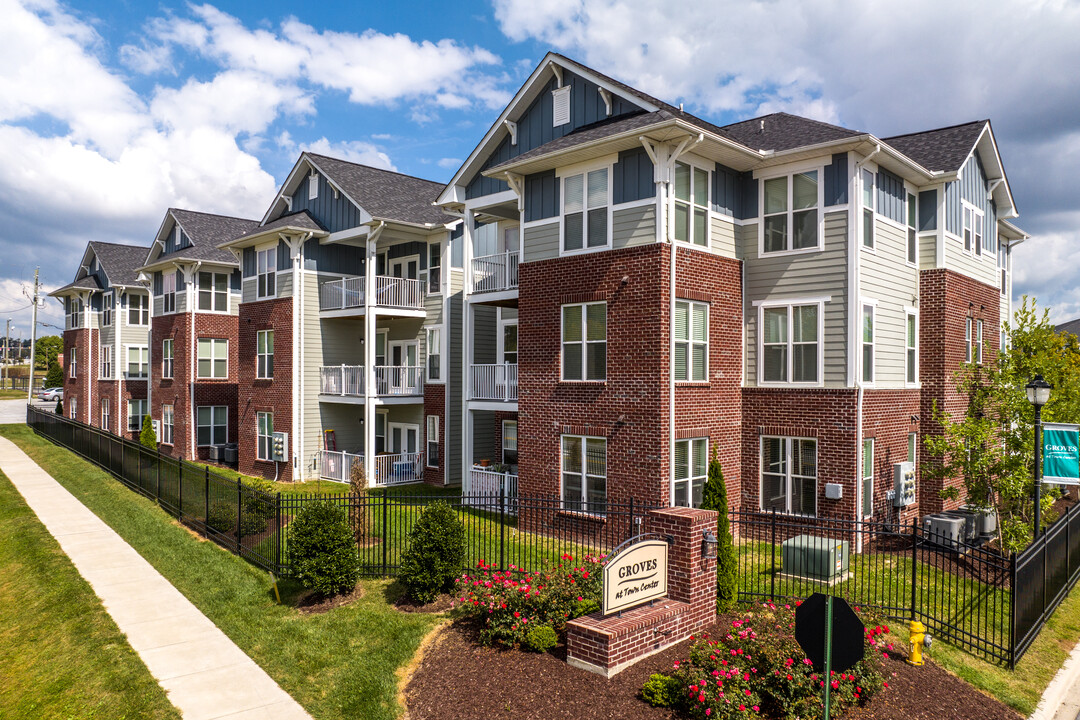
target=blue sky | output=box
[2,0,1079,339]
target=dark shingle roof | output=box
[1057,318,1080,336]
[168,209,260,264]
[232,211,325,244]
[882,120,987,173]
[90,241,152,286]
[306,154,451,226]
[51,275,103,295]
[720,112,863,152]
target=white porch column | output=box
[461,208,475,492]
[363,234,377,486]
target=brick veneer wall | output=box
[862,389,922,525]
[919,269,1001,513]
[424,384,446,485]
[63,328,94,424]
[151,313,190,459]
[191,313,240,462]
[236,297,292,479]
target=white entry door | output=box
[388,422,420,454]
[388,340,418,393]
[389,256,419,280]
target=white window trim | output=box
[196,405,229,447]
[965,316,973,364]
[197,270,230,314]
[905,189,919,269]
[256,330,273,380]
[755,298,826,388]
[127,293,149,326]
[497,316,518,365]
[674,299,709,383]
[102,291,113,326]
[162,404,174,446]
[256,244,278,300]
[162,272,177,314]
[861,437,874,519]
[557,158,614,257]
[962,201,985,258]
[757,162,826,258]
[905,306,919,388]
[127,399,147,433]
[99,344,111,380]
[256,411,273,460]
[69,397,77,420]
[426,415,439,468]
[197,338,229,380]
[502,419,517,465]
[425,326,443,384]
[759,435,818,517]
[68,347,77,379]
[861,165,876,253]
[125,345,148,379]
[672,157,712,249]
[561,301,607,382]
[162,338,174,379]
[427,241,443,296]
[672,436,709,508]
[860,299,877,387]
[101,397,110,431]
[976,318,984,365]
[908,432,918,465]
[560,434,607,514]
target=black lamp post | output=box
[1026,375,1053,539]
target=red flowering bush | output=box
[450,553,604,648]
[654,603,888,719]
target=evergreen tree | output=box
[45,361,62,388]
[140,414,157,450]
[700,447,738,612]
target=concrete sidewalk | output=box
[0,434,312,720]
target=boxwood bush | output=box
[399,501,465,603]
[287,499,360,596]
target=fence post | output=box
[770,507,777,603]
[137,448,142,490]
[204,466,210,538]
[381,490,389,578]
[276,493,282,574]
[499,482,506,571]
[177,458,183,518]
[1010,552,1018,669]
[236,476,243,553]
[910,519,919,621]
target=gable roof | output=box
[305,154,450,226]
[721,112,864,152]
[144,209,260,268]
[89,241,152,287]
[882,120,988,173]
[230,210,326,246]
[50,275,103,296]
[1057,318,1080,337]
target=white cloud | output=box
[437,157,462,170]
[286,136,396,171]
[150,70,315,135]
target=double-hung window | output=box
[907,193,918,265]
[198,338,228,379]
[198,272,228,312]
[197,406,227,446]
[861,169,875,249]
[674,161,709,247]
[257,330,273,379]
[69,348,77,379]
[763,171,819,253]
[965,317,973,363]
[101,397,110,431]
[964,204,984,257]
[426,415,439,467]
[257,247,277,299]
[906,310,918,385]
[162,404,174,445]
[102,292,113,326]
[163,272,176,313]
[862,303,875,384]
[761,436,817,516]
[861,438,874,518]
[674,437,708,508]
[999,245,1008,295]
[162,339,173,379]
[976,319,984,364]
[68,298,82,329]
[127,399,147,432]
[428,243,441,295]
[562,435,606,513]
[562,168,608,252]
[126,346,148,378]
[128,294,149,325]
[562,302,606,381]
[100,345,111,379]
[908,432,917,464]
[69,397,77,420]
[257,412,273,460]
[502,420,517,465]
[425,327,440,381]
[674,300,708,382]
[761,303,819,384]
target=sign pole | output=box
[823,595,833,720]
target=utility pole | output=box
[26,268,40,403]
[2,317,9,391]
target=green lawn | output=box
[0,425,441,720]
[0,389,31,399]
[0,469,180,720]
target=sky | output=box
[1,0,1078,340]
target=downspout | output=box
[853,145,880,538]
[188,261,201,460]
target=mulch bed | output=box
[404,620,1021,720]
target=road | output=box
[0,398,52,425]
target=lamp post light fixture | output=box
[1026,374,1053,539]
[701,530,719,559]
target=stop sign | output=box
[795,593,865,673]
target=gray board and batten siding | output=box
[448,282,464,485]
[943,153,1000,287]
[291,172,362,234]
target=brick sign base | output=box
[566,506,718,678]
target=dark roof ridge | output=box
[89,240,148,250]
[882,119,988,141]
[169,207,258,222]
[304,153,444,189]
[741,111,861,136]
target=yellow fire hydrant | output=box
[907,620,927,666]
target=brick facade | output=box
[424,384,446,485]
[236,297,293,479]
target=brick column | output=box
[646,506,719,628]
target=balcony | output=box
[319,275,425,314]
[469,363,517,402]
[316,449,425,486]
[465,467,519,514]
[319,365,425,400]
[471,251,519,298]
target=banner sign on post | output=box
[1043,422,1080,485]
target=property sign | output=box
[602,539,668,615]
[1044,423,1080,485]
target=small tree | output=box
[35,335,63,371]
[287,499,360,596]
[400,501,466,603]
[140,414,157,449]
[700,447,737,612]
[45,361,62,388]
[349,459,369,544]
[55,398,63,415]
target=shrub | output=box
[140,414,157,450]
[55,398,63,415]
[240,481,276,535]
[400,501,466,603]
[451,553,605,647]
[700,446,737,613]
[642,673,682,707]
[523,624,558,653]
[45,361,62,388]
[658,603,889,720]
[287,499,360,596]
[207,501,234,534]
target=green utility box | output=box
[781,534,850,581]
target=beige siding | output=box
[153,296,164,316]
[472,306,498,364]
[176,290,188,313]
[424,292,443,326]
[710,216,737,258]
[861,219,918,388]
[743,212,848,387]
[277,271,293,299]
[242,278,256,304]
[944,235,999,288]
[524,222,559,262]
[918,234,937,270]
[612,205,655,250]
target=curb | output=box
[1030,639,1080,720]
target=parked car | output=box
[38,387,63,401]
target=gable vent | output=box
[552,86,571,127]
[308,172,319,201]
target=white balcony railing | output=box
[320,275,425,311]
[373,365,424,396]
[320,365,364,396]
[466,467,519,514]
[471,251,519,294]
[469,363,518,401]
[316,450,425,486]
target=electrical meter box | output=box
[893,462,916,507]
[781,534,850,581]
[271,432,289,462]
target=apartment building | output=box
[51,242,154,439]
[437,52,1026,524]
[217,153,461,485]
[138,208,259,462]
